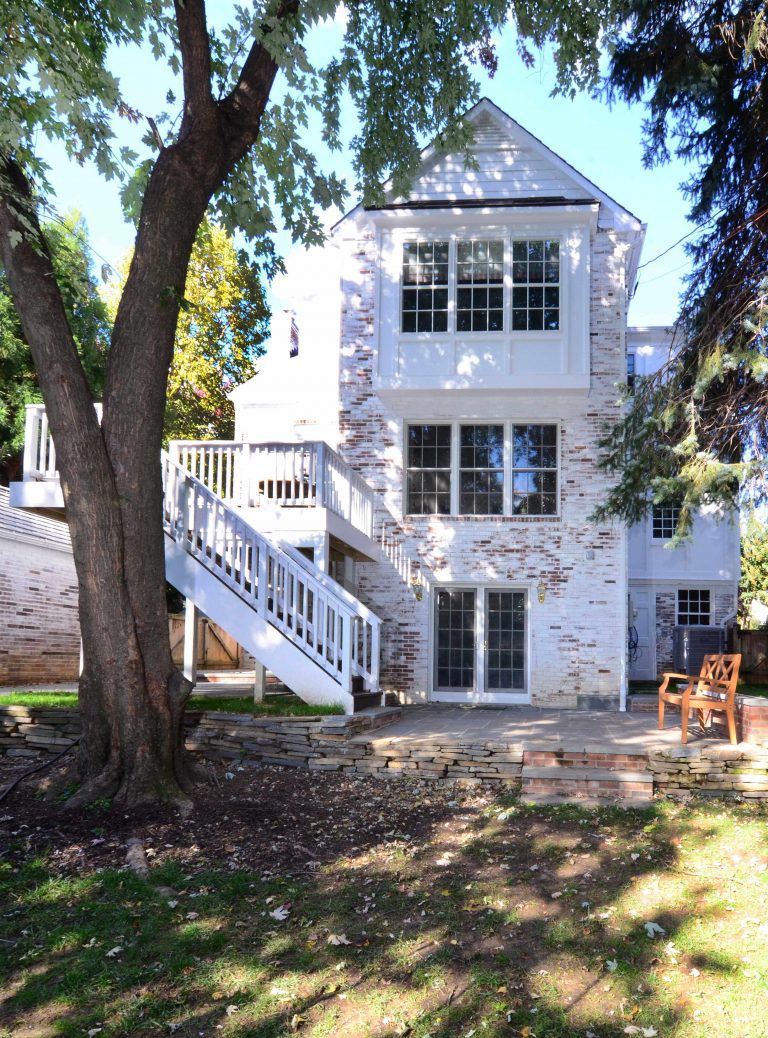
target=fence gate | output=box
[169,616,241,669]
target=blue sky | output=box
[39,15,697,329]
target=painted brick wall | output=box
[0,491,80,685]
[336,219,632,707]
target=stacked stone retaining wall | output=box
[3,704,768,799]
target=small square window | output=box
[652,505,680,540]
[677,589,711,625]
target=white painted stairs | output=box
[162,451,382,714]
[520,750,653,807]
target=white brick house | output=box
[11,99,739,712]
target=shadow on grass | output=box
[2,790,768,1037]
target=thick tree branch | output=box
[174,0,214,133]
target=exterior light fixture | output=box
[537,581,547,604]
[410,570,424,601]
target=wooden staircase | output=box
[520,750,653,806]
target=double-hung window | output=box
[406,422,558,517]
[400,237,560,333]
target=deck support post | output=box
[253,662,266,704]
[183,601,199,686]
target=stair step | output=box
[352,691,384,712]
[521,766,652,803]
[522,750,649,771]
[521,793,654,809]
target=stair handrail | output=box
[162,450,381,694]
[276,538,381,626]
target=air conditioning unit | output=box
[672,625,725,676]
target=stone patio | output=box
[350,703,722,754]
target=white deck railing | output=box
[168,439,375,539]
[162,451,380,694]
[22,402,103,480]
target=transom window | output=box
[399,237,560,334]
[511,424,558,516]
[406,422,558,517]
[677,589,711,625]
[401,241,449,333]
[456,240,504,332]
[406,424,452,514]
[652,504,680,540]
[511,239,560,331]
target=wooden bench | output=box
[658,653,742,744]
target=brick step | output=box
[521,766,653,804]
[521,793,653,809]
[522,750,649,771]
[352,691,384,712]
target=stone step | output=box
[522,750,649,771]
[521,766,653,803]
[352,691,384,712]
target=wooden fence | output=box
[169,616,242,670]
[732,628,768,683]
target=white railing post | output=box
[22,405,40,480]
[316,442,327,508]
[370,620,381,692]
[339,610,352,692]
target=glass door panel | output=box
[435,588,476,690]
[485,590,526,691]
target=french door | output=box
[433,586,528,701]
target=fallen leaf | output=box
[269,904,291,921]
[105,946,122,958]
[606,959,618,972]
[327,933,351,945]
[644,921,666,938]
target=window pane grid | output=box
[511,239,560,331]
[456,239,504,332]
[652,505,680,539]
[511,424,558,515]
[459,424,504,515]
[401,240,449,333]
[678,589,711,625]
[435,589,476,690]
[406,424,451,514]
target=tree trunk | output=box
[0,0,282,807]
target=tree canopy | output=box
[105,219,269,441]
[594,2,768,534]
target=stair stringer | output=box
[164,533,355,713]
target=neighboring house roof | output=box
[0,486,72,553]
[334,97,645,235]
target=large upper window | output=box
[406,422,558,516]
[400,237,560,334]
[401,241,449,333]
[511,239,560,331]
[456,240,504,332]
[677,589,711,625]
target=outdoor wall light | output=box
[537,581,547,604]
[410,570,424,601]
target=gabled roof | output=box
[335,97,643,233]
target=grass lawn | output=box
[0,691,344,716]
[1,758,768,1038]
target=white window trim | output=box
[676,587,714,625]
[429,582,532,704]
[403,419,561,519]
[397,230,563,338]
[650,504,681,542]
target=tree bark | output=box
[0,0,285,807]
